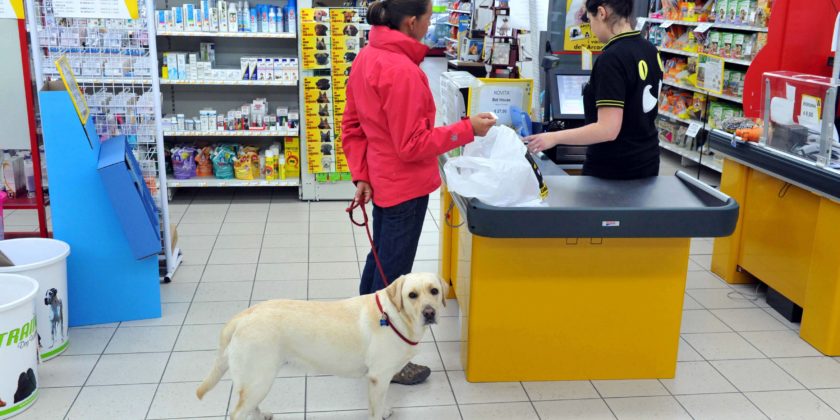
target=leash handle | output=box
[346,201,390,287]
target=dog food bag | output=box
[212,144,236,179]
[171,146,197,179]
[733,33,745,59]
[195,146,214,177]
[720,32,733,58]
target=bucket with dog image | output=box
[0,238,71,361]
[0,274,40,419]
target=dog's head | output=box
[316,38,327,50]
[343,25,359,36]
[386,273,448,326]
[314,53,330,65]
[315,24,328,36]
[344,52,357,63]
[319,104,329,116]
[44,288,58,305]
[343,10,356,22]
[317,92,330,103]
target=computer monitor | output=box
[548,68,590,121]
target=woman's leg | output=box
[369,195,429,292]
[359,204,384,295]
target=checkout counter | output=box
[438,155,738,382]
[710,71,840,355]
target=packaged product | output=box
[707,31,720,56]
[743,33,756,59]
[715,0,728,23]
[720,32,734,58]
[681,1,696,21]
[212,144,236,179]
[733,71,745,97]
[737,0,751,25]
[689,92,707,120]
[727,0,737,24]
[733,33,745,59]
[171,146,197,179]
[675,92,693,119]
[195,146,213,177]
[755,33,768,55]
[756,0,771,27]
[709,101,723,128]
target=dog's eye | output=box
[408,292,418,299]
[430,288,439,295]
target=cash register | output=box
[543,66,590,169]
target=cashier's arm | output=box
[524,107,623,153]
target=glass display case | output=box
[761,71,840,169]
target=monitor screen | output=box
[555,75,588,117]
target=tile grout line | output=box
[433,340,465,420]
[145,193,225,420]
[587,380,620,420]
[682,303,773,419]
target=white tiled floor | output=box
[8,185,840,420]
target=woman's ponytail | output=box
[367,0,430,30]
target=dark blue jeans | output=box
[359,195,430,295]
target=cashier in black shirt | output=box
[526,0,664,180]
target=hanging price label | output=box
[687,122,704,138]
[694,23,713,33]
[635,18,647,31]
[660,21,674,29]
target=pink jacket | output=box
[342,26,474,208]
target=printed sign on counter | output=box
[468,78,534,127]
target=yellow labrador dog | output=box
[196,272,447,420]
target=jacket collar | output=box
[603,30,641,50]
[369,25,429,65]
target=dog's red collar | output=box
[375,293,419,346]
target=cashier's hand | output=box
[354,181,373,205]
[470,113,497,137]
[524,132,561,154]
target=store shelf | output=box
[444,37,459,43]
[657,46,753,66]
[659,110,705,127]
[445,52,458,59]
[448,9,471,13]
[663,80,744,104]
[164,130,298,137]
[444,22,459,27]
[167,177,300,188]
[156,30,297,39]
[74,77,153,85]
[645,18,768,32]
[160,79,298,87]
[659,140,723,172]
[448,60,485,68]
[4,195,50,210]
[663,80,704,94]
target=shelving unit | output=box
[167,177,300,187]
[154,0,302,199]
[160,79,298,86]
[157,31,297,39]
[26,0,180,279]
[645,1,769,173]
[164,130,299,137]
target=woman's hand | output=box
[524,132,561,154]
[354,181,373,205]
[470,113,497,137]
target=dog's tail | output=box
[196,317,239,400]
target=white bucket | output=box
[0,274,40,419]
[0,239,70,361]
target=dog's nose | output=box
[423,308,436,320]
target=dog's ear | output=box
[386,275,406,312]
[438,276,448,307]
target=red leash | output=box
[346,200,418,346]
[346,200,390,287]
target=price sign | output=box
[687,122,703,138]
[660,21,674,29]
[635,18,647,31]
[694,23,713,33]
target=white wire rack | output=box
[27,0,182,281]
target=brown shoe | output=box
[391,362,431,385]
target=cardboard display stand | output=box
[38,84,161,326]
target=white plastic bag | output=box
[444,126,546,207]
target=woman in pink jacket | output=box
[342,0,495,385]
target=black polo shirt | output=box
[582,30,663,180]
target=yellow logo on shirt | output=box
[638,60,649,81]
[657,53,664,72]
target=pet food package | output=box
[195,146,213,177]
[171,146,197,179]
[212,144,236,179]
[715,0,729,23]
